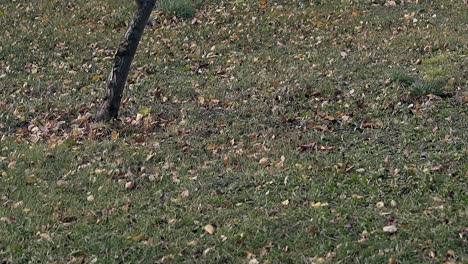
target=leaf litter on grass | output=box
[0,0,467,263]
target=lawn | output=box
[0,0,467,263]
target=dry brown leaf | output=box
[207,144,223,151]
[38,233,51,240]
[129,235,147,242]
[180,190,190,199]
[259,157,269,165]
[111,130,119,139]
[204,224,215,235]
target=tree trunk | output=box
[97,0,156,122]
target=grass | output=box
[0,0,467,263]
[156,0,196,19]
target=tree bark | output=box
[97,0,156,122]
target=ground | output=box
[0,0,467,263]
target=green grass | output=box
[0,0,467,263]
[157,0,196,19]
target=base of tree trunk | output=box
[96,0,156,122]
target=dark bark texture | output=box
[97,0,156,121]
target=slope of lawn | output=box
[0,0,467,263]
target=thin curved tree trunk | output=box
[97,0,156,122]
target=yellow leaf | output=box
[311,202,321,208]
[139,107,151,116]
[198,96,205,105]
[92,74,103,82]
[25,175,38,185]
[94,168,106,174]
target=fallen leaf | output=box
[111,130,119,139]
[145,154,155,161]
[8,161,16,169]
[91,74,102,82]
[299,143,316,152]
[310,202,329,208]
[139,107,151,116]
[125,181,135,190]
[38,233,51,240]
[362,122,382,129]
[198,96,205,105]
[248,259,259,264]
[129,235,147,242]
[12,201,23,208]
[383,225,398,233]
[180,190,190,199]
[304,256,325,264]
[0,217,13,224]
[259,157,269,165]
[207,144,223,151]
[319,145,334,151]
[352,9,360,17]
[187,240,198,246]
[203,247,214,255]
[431,164,443,171]
[315,125,328,131]
[204,224,215,235]
[25,175,38,184]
